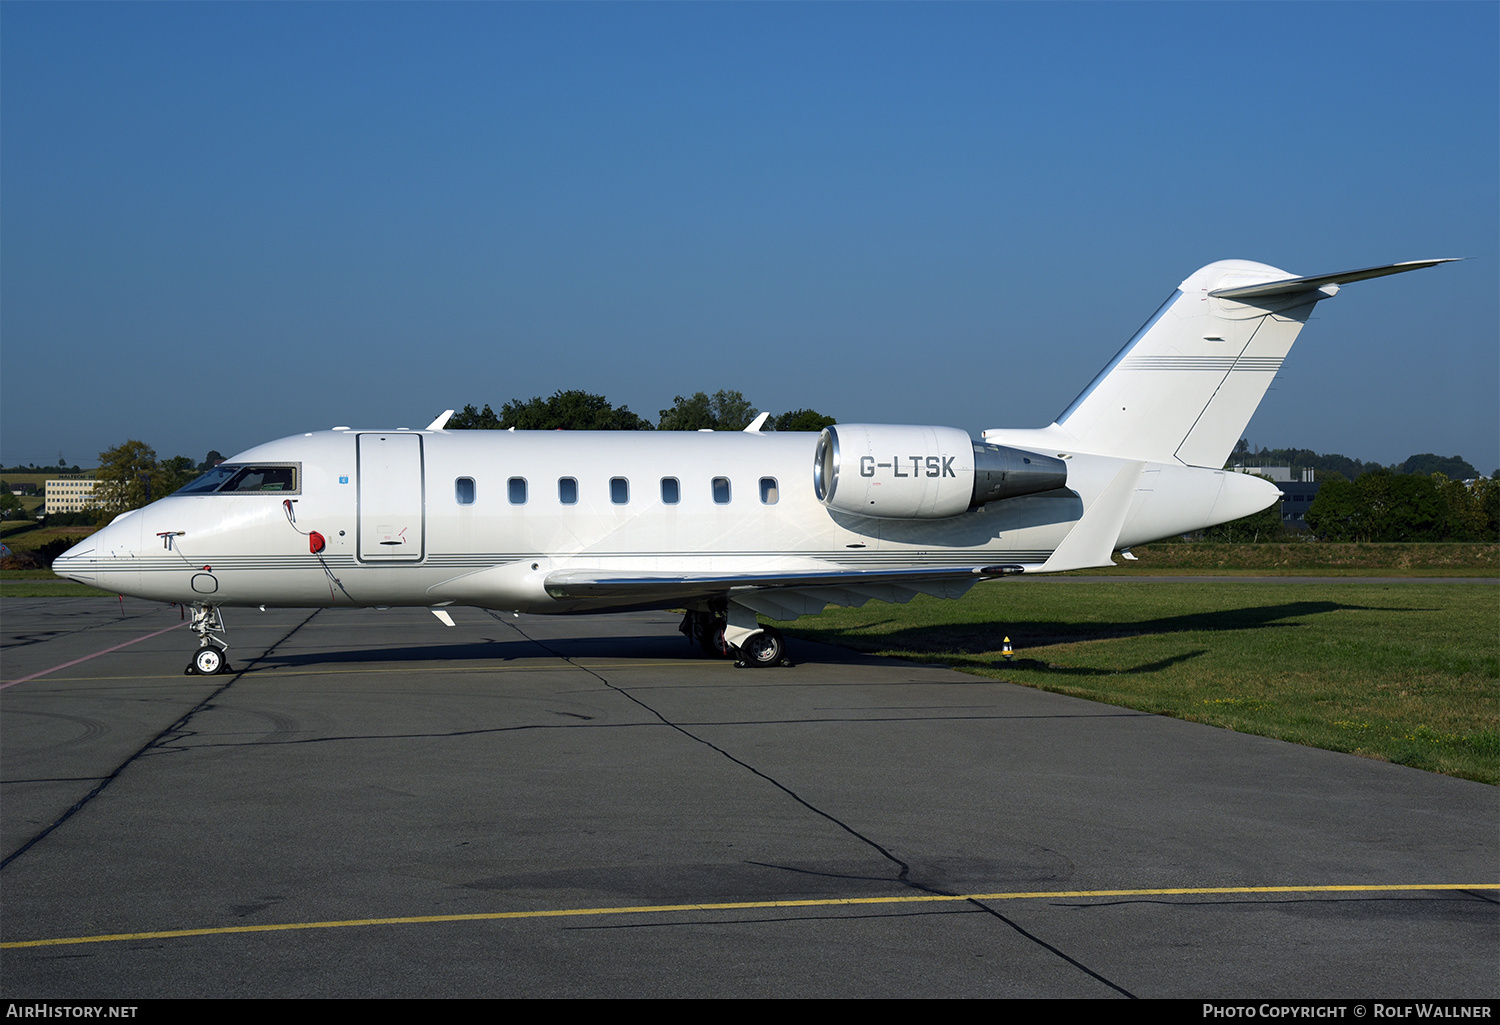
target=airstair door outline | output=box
[357,433,425,562]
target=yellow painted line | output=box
[3,883,1492,950]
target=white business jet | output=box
[54,258,1453,674]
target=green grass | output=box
[0,576,114,596]
[775,580,1500,785]
[1,520,98,553]
[1095,541,1498,576]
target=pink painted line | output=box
[2,622,186,689]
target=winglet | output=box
[1033,461,1144,573]
[426,410,455,430]
[744,411,770,433]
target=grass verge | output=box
[775,580,1499,785]
[1096,542,1498,576]
[0,579,116,597]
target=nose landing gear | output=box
[184,603,231,675]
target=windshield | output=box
[172,464,299,495]
[173,465,239,495]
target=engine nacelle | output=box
[813,424,1067,520]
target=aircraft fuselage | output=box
[55,426,1271,613]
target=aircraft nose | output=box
[52,512,141,584]
[51,536,98,582]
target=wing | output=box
[543,564,1026,619]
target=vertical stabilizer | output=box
[1051,258,1455,468]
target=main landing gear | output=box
[679,607,788,668]
[184,603,231,675]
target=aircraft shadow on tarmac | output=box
[249,629,912,670]
[252,635,690,667]
[792,599,1432,664]
[246,599,1436,671]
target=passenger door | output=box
[357,433,425,562]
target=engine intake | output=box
[814,424,1067,520]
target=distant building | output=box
[1273,480,1321,530]
[45,477,100,514]
[1230,466,1320,529]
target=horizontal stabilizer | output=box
[1208,259,1458,300]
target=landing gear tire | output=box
[701,623,732,659]
[739,627,785,668]
[191,647,225,676]
[683,609,733,659]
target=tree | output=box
[767,408,837,432]
[448,403,504,430]
[1305,471,1455,542]
[200,450,225,470]
[96,441,160,513]
[1432,474,1500,542]
[449,393,651,431]
[1362,472,1444,541]
[1304,478,1362,541]
[499,391,652,430]
[658,390,757,431]
[1398,453,1479,479]
[159,455,201,496]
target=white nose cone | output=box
[52,509,140,585]
[51,537,97,583]
[1208,472,1280,527]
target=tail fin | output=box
[1052,258,1456,468]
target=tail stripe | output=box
[1119,356,1284,372]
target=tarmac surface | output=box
[1,596,1495,999]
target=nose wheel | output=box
[189,646,227,675]
[184,603,231,675]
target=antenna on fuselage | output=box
[426,410,455,430]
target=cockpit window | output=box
[222,466,297,492]
[173,465,239,495]
[174,464,300,495]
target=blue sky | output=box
[3,2,1496,471]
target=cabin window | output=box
[661,477,680,504]
[610,477,629,504]
[508,477,527,505]
[558,477,578,504]
[759,477,779,504]
[712,477,731,504]
[455,478,476,505]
